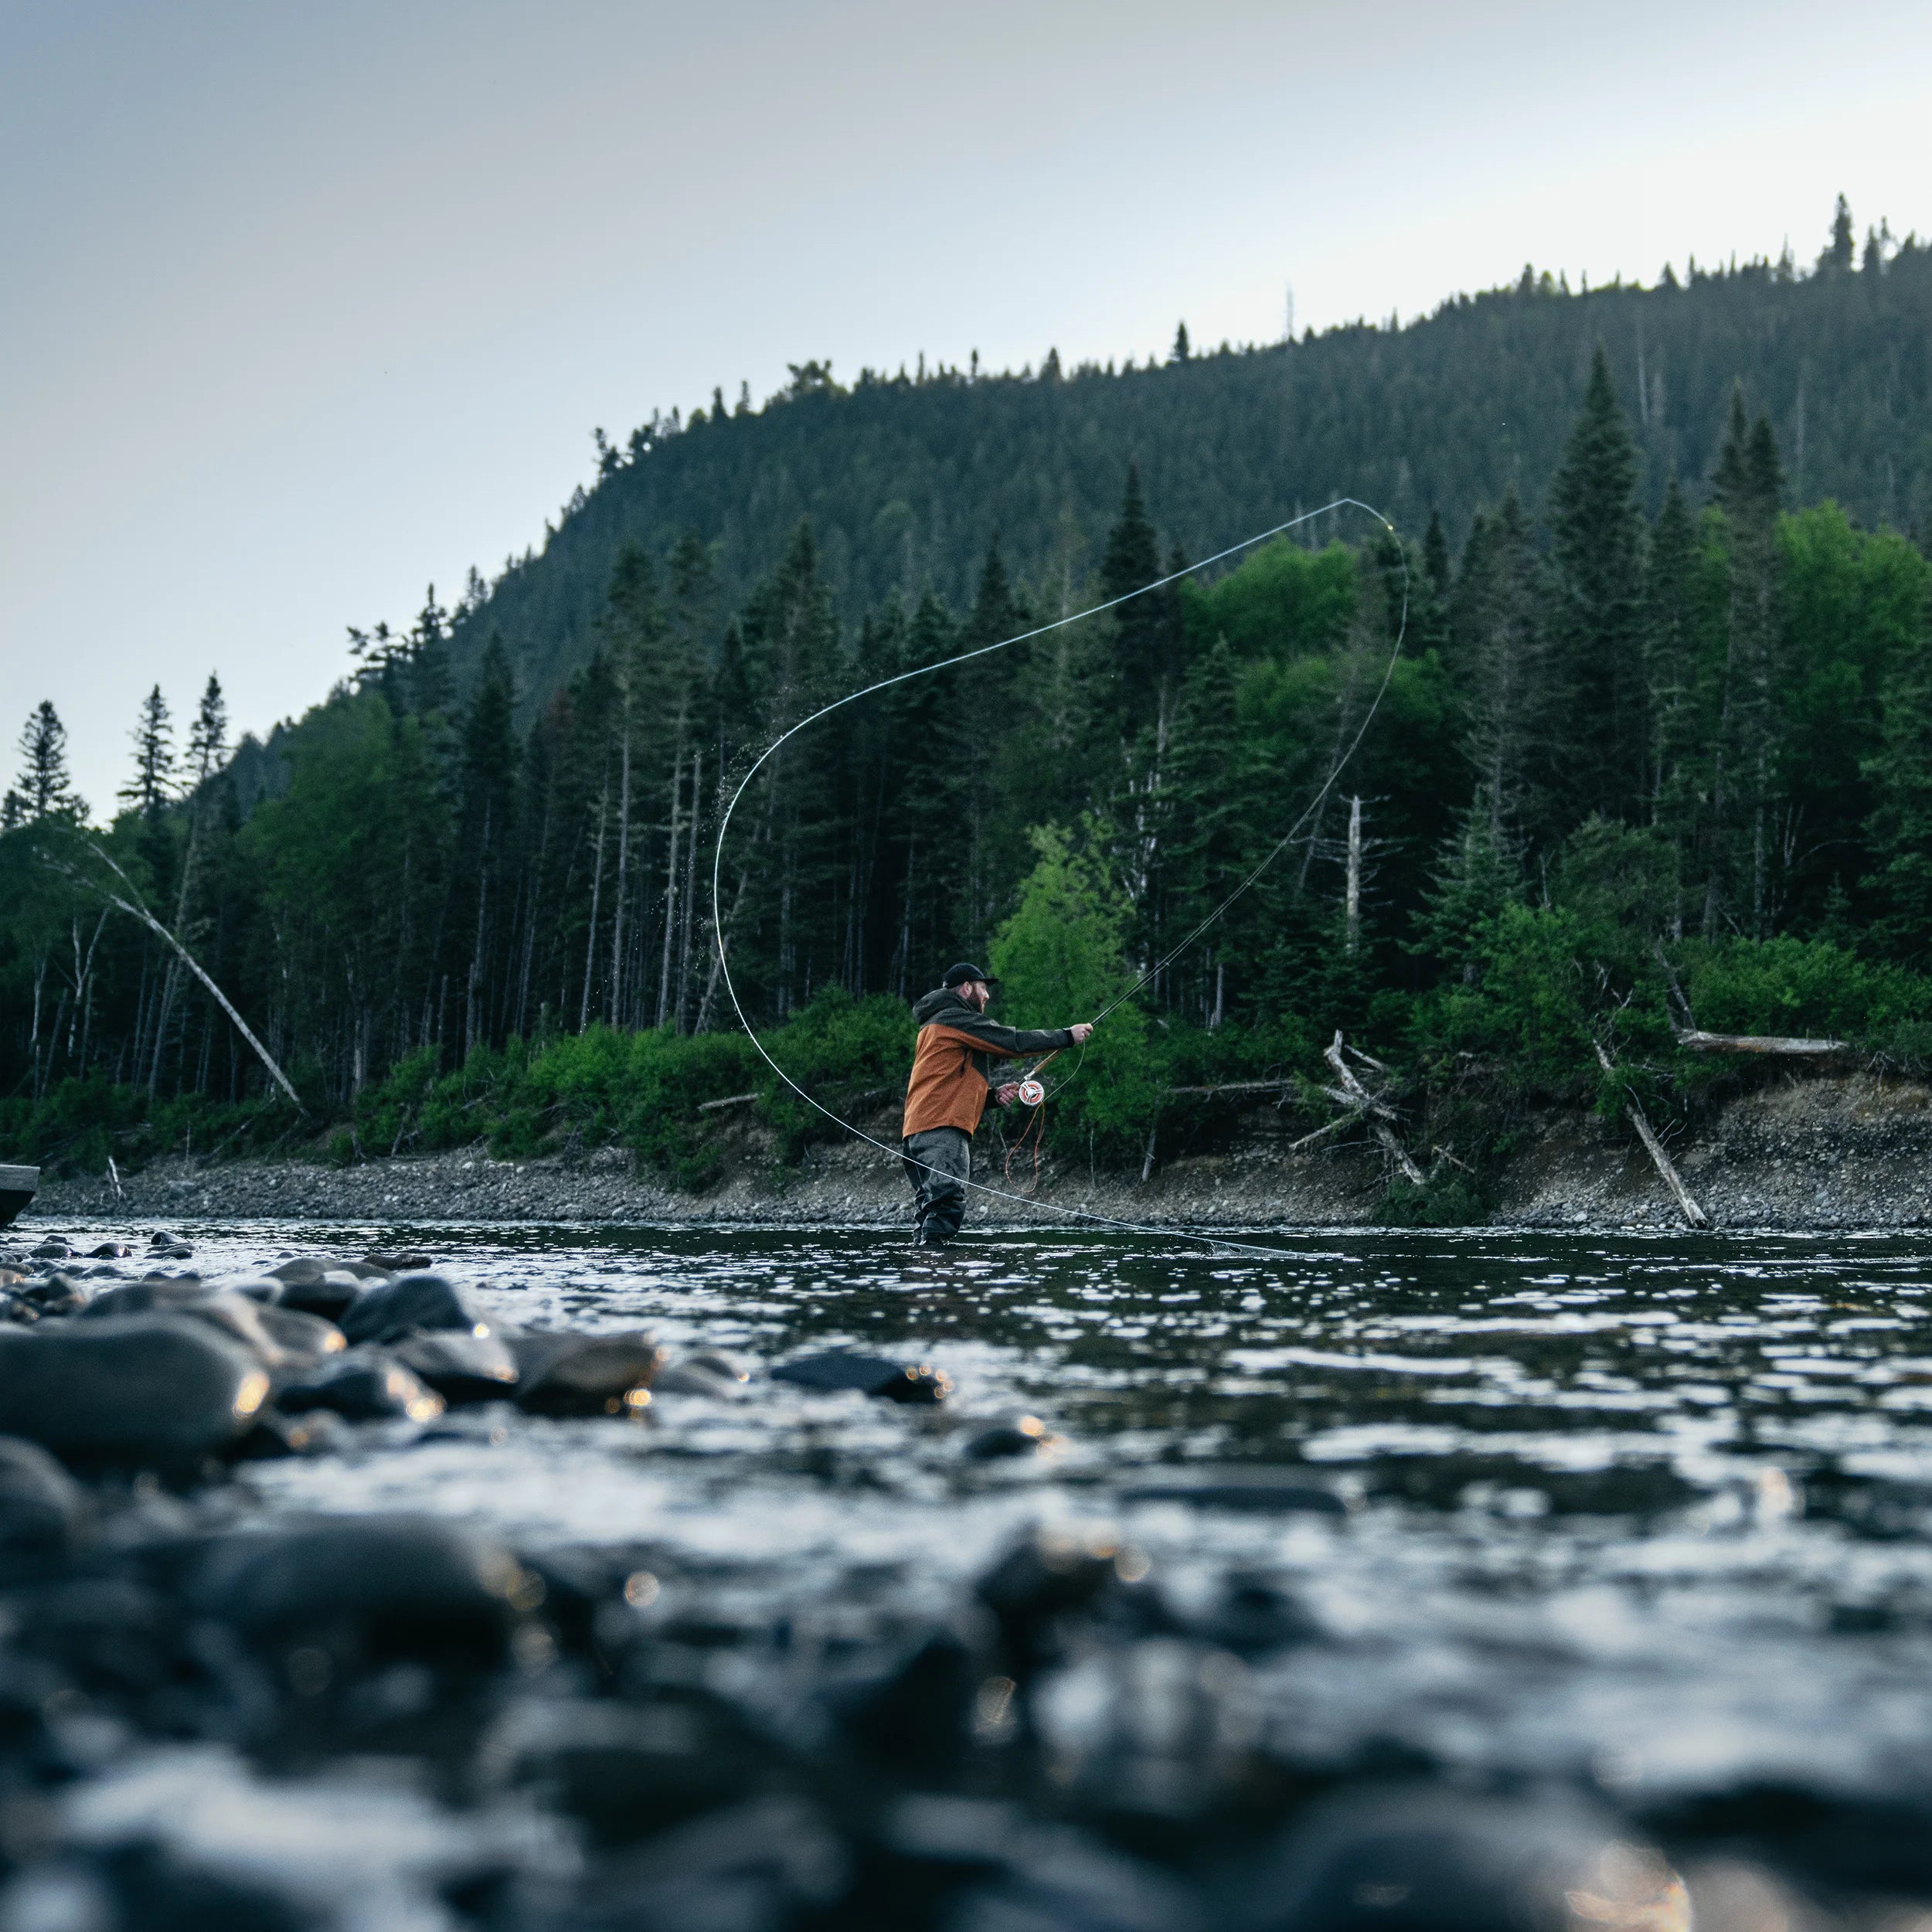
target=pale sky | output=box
[4,0,1927,815]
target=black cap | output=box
[942,961,996,988]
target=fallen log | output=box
[697,1091,760,1114]
[1325,1032,1424,1185]
[1594,1041,1708,1228]
[1673,1029,1848,1057]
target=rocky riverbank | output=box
[26,1067,1932,1230]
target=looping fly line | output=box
[709,497,1409,1262]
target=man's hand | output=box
[1069,1022,1095,1045]
[993,1081,1021,1107]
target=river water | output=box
[57,1219,1932,1917]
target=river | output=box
[31,1216,1932,1924]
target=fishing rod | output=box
[709,498,1409,1261]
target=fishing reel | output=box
[1016,1077,1046,1107]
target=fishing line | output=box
[709,497,1407,1261]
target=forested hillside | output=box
[442,200,1932,719]
[5,202,1931,1216]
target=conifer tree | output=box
[185,675,229,785]
[1170,322,1190,363]
[1101,463,1179,727]
[120,685,176,818]
[1819,194,1855,276]
[13,701,84,823]
[1642,474,1700,906]
[1546,343,1646,824]
[408,586,454,717]
[1866,584,1932,958]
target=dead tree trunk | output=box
[1594,1040,1708,1228]
[1325,1032,1423,1185]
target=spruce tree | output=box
[1819,194,1855,276]
[1642,474,1699,884]
[1170,322,1191,363]
[14,700,84,822]
[1546,343,1646,825]
[1101,463,1179,725]
[408,585,454,716]
[186,675,229,785]
[120,685,176,818]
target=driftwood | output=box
[1594,1040,1708,1228]
[1166,1078,1295,1097]
[1672,1029,1847,1057]
[1325,1032,1424,1185]
[697,1092,760,1113]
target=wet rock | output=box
[87,1242,132,1260]
[274,1274,365,1323]
[274,1349,444,1423]
[339,1273,482,1346]
[227,1408,349,1461]
[148,1240,194,1261]
[364,1250,430,1274]
[1233,1787,1639,1932]
[834,1629,979,1770]
[250,1306,346,1364]
[391,1330,519,1404]
[509,1332,665,1417]
[188,1515,529,1679]
[481,1694,782,1845]
[0,1315,270,1472]
[18,1273,89,1318]
[1121,1468,1347,1515]
[963,1415,1061,1461]
[976,1529,1151,1682]
[953,1827,1207,1932]
[772,1350,951,1403]
[1195,1572,1318,1655]
[79,1284,290,1366]
[0,1435,87,1554]
[31,1240,72,1260]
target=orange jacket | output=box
[900,988,1073,1138]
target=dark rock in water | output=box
[88,1241,133,1259]
[31,1240,72,1260]
[251,1305,346,1364]
[772,1351,951,1403]
[653,1362,744,1399]
[275,1351,444,1423]
[227,1407,349,1461]
[365,1250,430,1274]
[834,1629,979,1770]
[149,1242,195,1260]
[1233,1786,1631,1932]
[392,1330,519,1404]
[509,1332,664,1417]
[19,1273,89,1317]
[340,1273,481,1346]
[976,1528,1146,1678]
[482,1695,781,1845]
[1121,1468,1347,1515]
[953,1825,1207,1932]
[80,1284,291,1366]
[270,1253,389,1283]
[188,1515,529,1677]
[963,1415,1060,1461]
[0,1315,270,1471]
[1196,1571,1318,1655]
[277,1274,364,1322]
[0,1434,87,1553]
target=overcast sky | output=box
[5,0,1927,814]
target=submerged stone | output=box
[0,1434,87,1554]
[1121,1469,1346,1515]
[772,1351,951,1403]
[0,1315,270,1471]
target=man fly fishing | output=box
[900,962,1095,1249]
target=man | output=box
[900,961,1095,1248]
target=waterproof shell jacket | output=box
[900,988,1074,1139]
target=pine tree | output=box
[119,685,175,818]
[1546,343,1647,824]
[1101,463,1179,726]
[1643,474,1699,895]
[14,700,84,822]
[408,585,454,716]
[1170,322,1191,363]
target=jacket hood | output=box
[911,987,972,1026]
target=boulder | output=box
[772,1351,951,1403]
[0,1315,270,1471]
[509,1332,665,1417]
[79,1284,291,1366]
[251,1305,347,1363]
[277,1273,365,1322]
[340,1274,482,1346]
[392,1330,519,1404]
[962,1416,1060,1461]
